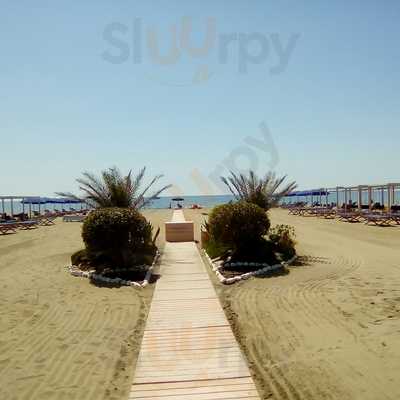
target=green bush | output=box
[71,249,90,267]
[82,208,155,270]
[269,224,296,260]
[208,201,270,257]
[204,238,230,259]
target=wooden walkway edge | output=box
[128,211,260,399]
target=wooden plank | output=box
[165,221,195,242]
[129,377,258,399]
[129,214,260,399]
[171,210,186,222]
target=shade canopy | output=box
[21,197,82,205]
[20,197,47,205]
[172,197,184,201]
[286,190,329,197]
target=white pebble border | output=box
[202,249,297,285]
[66,251,160,288]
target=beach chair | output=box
[316,208,336,219]
[63,215,86,222]
[364,213,393,227]
[298,207,312,216]
[390,214,400,225]
[0,222,18,235]
[288,207,300,215]
[16,220,39,230]
[38,215,57,226]
[389,208,400,225]
[336,210,361,223]
[389,210,400,225]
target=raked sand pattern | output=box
[1,208,400,399]
[214,209,400,400]
[0,210,171,400]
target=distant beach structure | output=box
[0,196,85,217]
[282,183,400,209]
[2,184,399,217]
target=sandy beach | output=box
[0,210,171,400]
[1,207,400,400]
[189,208,400,400]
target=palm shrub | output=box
[58,166,171,209]
[207,201,271,262]
[221,170,297,210]
[81,208,155,270]
[269,224,296,260]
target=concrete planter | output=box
[202,249,297,285]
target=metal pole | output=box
[1,198,4,215]
[368,187,372,210]
[336,187,339,207]
[11,199,14,217]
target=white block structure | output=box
[165,210,194,242]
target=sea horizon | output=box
[0,194,236,215]
[2,189,400,216]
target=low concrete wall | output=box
[165,221,194,242]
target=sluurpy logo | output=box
[101,17,300,86]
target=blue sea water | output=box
[2,190,399,216]
[145,195,234,209]
[1,195,235,216]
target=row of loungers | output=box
[337,210,400,226]
[286,206,400,227]
[39,209,88,217]
[0,215,57,235]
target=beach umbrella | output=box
[21,197,47,215]
[171,197,184,209]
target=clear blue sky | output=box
[1,0,399,196]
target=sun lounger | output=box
[336,211,361,223]
[390,213,400,225]
[298,207,333,218]
[364,213,393,227]
[0,222,18,235]
[63,215,85,222]
[316,208,336,219]
[16,220,39,230]
[37,215,57,226]
[298,207,314,216]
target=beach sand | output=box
[2,207,400,400]
[0,209,172,400]
[189,207,400,400]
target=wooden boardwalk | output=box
[128,211,260,399]
[170,209,186,222]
